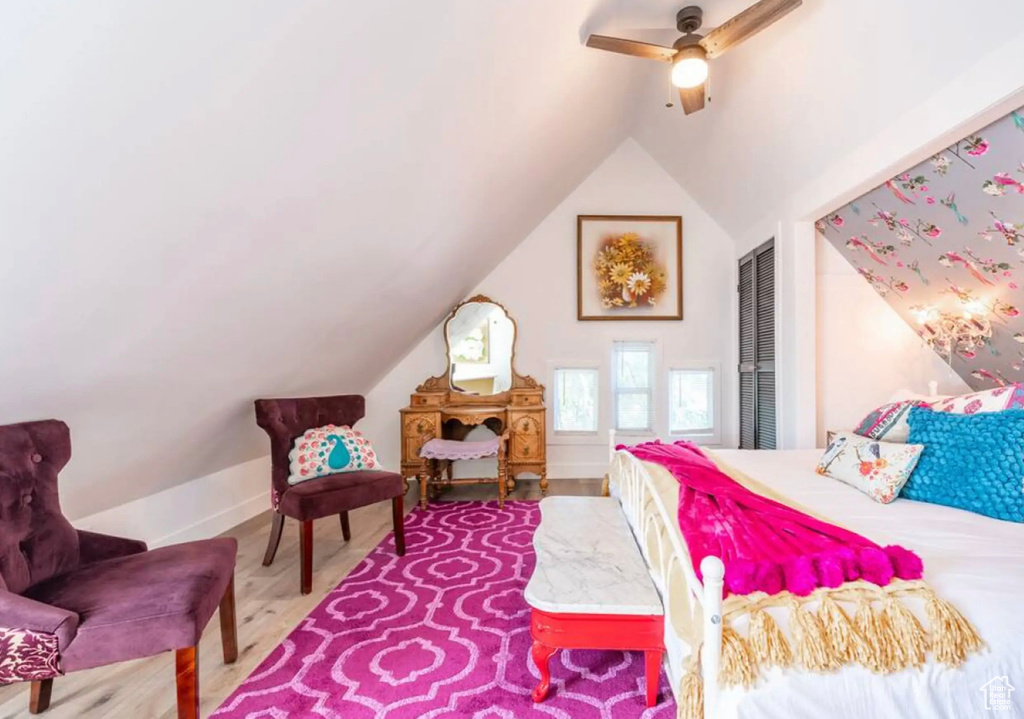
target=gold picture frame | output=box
[577,215,683,321]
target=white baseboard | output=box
[74,456,271,548]
[545,461,609,480]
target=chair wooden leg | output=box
[392,495,406,556]
[339,511,351,542]
[29,679,52,714]
[175,647,199,719]
[219,575,238,664]
[300,519,313,595]
[262,511,285,567]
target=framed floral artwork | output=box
[577,215,683,321]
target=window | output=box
[669,368,715,435]
[552,368,599,432]
[613,341,654,432]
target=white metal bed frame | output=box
[604,382,947,719]
[606,431,724,719]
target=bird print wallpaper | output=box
[817,105,1024,391]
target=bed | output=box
[608,446,1024,719]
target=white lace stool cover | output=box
[419,437,501,461]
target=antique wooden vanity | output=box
[399,295,548,493]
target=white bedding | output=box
[708,449,1024,719]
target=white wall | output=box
[74,457,269,548]
[363,138,736,480]
[815,238,968,445]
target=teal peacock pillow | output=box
[287,425,380,484]
[904,406,1024,522]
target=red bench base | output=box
[529,608,665,707]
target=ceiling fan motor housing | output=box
[676,6,704,34]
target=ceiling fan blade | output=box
[678,84,706,115]
[585,34,677,62]
[699,0,802,59]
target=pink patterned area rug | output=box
[213,500,675,719]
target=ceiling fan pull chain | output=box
[666,79,675,109]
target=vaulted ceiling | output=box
[0,0,647,517]
[628,0,1024,238]
[4,1,1024,517]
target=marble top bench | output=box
[525,496,663,616]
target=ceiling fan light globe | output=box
[671,57,708,89]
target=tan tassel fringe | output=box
[719,625,759,688]
[925,590,984,667]
[853,599,891,672]
[677,656,704,719]
[749,609,793,668]
[882,596,927,669]
[817,594,859,663]
[683,586,983,706]
[791,601,841,672]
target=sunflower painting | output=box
[577,215,683,321]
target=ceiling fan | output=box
[585,0,802,114]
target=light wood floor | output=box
[0,479,601,719]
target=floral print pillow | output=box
[929,383,1024,415]
[853,399,927,443]
[815,432,924,504]
[287,425,380,485]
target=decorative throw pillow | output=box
[815,431,924,504]
[904,407,1024,522]
[287,425,380,484]
[853,399,927,443]
[929,383,1024,415]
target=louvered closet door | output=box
[738,239,776,449]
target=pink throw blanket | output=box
[623,441,924,596]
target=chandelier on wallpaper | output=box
[914,304,993,360]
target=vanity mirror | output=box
[446,300,515,395]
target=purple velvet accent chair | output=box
[0,420,238,719]
[254,394,406,595]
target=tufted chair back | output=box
[0,420,80,594]
[254,395,366,501]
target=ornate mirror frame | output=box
[416,295,542,405]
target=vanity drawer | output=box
[401,411,440,463]
[509,391,544,407]
[410,392,444,407]
[508,410,545,462]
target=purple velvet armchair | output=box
[0,420,238,718]
[254,395,406,595]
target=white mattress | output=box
[709,449,1024,719]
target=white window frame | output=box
[667,360,722,445]
[612,340,657,436]
[550,365,601,436]
[546,360,606,445]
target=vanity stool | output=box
[418,431,510,509]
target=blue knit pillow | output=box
[904,406,1024,522]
